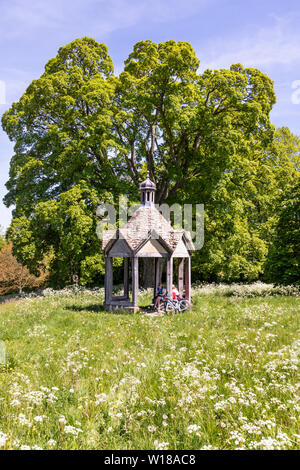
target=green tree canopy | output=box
[7,182,105,287]
[265,178,300,285]
[3,37,116,217]
[192,127,300,281]
[3,38,276,212]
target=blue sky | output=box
[1,0,300,229]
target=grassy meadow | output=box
[0,283,299,450]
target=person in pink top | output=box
[172,284,179,300]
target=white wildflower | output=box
[0,431,7,447]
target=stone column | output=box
[184,256,191,303]
[132,257,139,308]
[178,258,184,296]
[124,257,129,299]
[105,256,113,305]
[153,258,157,299]
[166,257,173,298]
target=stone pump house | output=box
[102,173,195,311]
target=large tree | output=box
[7,182,104,287]
[264,177,300,285]
[114,40,275,203]
[3,37,117,217]
[3,37,298,285]
[192,127,300,281]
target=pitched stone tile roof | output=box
[102,205,195,253]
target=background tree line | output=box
[1,37,299,291]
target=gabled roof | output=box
[102,205,195,253]
[133,229,173,255]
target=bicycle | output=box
[161,295,191,314]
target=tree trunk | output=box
[141,258,155,288]
[19,266,23,295]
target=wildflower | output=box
[95,393,107,405]
[64,425,83,436]
[18,414,32,427]
[34,416,44,423]
[187,424,201,434]
[148,425,157,433]
[0,431,7,447]
[154,440,169,450]
[10,399,21,407]
[47,393,58,403]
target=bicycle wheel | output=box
[157,302,165,314]
[165,301,175,314]
[179,299,190,312]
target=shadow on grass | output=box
[0,294,22,305]
[64,304,105,313]
[64,303,157,315]
[139,305,156,313]
[64,304,144,315]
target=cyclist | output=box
[154,283,165,310]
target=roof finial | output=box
[139,168,156,206]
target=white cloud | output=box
[147,0,212,22]
[0,81,6,105]
[0,206,12,230]
[0,0,64,38]
[0,68,33,106]
[0,0,212,40]
[199,14,300,71]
